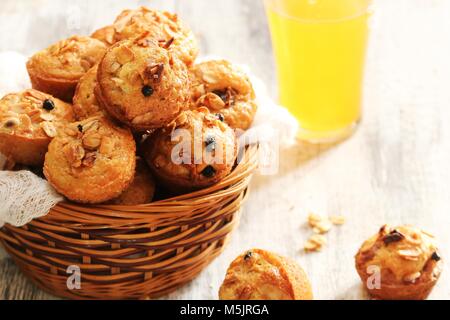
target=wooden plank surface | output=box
[1,0,449,300]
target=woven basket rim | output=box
[37,145,258,224]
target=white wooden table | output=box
[1,0,449,300]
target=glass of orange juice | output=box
[265,0,372,143]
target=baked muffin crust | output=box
[92,7,198,66]
[73,65,103,120]
[219,249,313,300]
[109,158,155,205]
[355,225,443,300]
[44,116,136,204]
[96,34,190,131]
[0,89,73,165]
[190,60,257,131]
[26,36,107,102]
[142,108,237,192]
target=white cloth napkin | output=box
[0,51,298,227]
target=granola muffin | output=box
[190,60,257,131]
[73,65,103,120]
[44,116,136,204]
[355,225,443,300]
[219,249,313,300]
[91,7,198,66]
[109,158,155,205]
[96,34,190,131]
[142,108,237,193]
[0,89,73,166]
[26,36,107,102]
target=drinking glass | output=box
[265,0,372,142]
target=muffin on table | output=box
[26,36,107,102]
[96,33,190,131]
[44,116,136,204]
[142,108,237,193]
[92,7,198,66]
[190,60,257,131]
[109,158,155,205]
[355,224,443,300]
[72,65,103,120]
[0,89,73,166]
[219,249,313,300]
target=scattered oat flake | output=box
[307,213,323,227]
[330,215,346,225]
[313,220,332,234]
[310,234,327,245]
[304,234,327,253]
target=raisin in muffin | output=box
[0,89,73,166]
[142,108,237,193]
[91,7,198,66]
[26,36,107,102]
[355,225,443,300]
[44,116,136,204]
[73,65,103,120]
[219,249,313,300]
[109,158,155,205]
[96,34,190,131]
[190,60,257,131]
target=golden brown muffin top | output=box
[0,89,73,138]
[219,249,313,300]
[97,34,190,130]
[146,108,237,186]
[73,65,102,120]
[190,60,257,130]
[44,116,136,203]
[27,36,107,81]
[357,225,441,284]
[92,7,198,65]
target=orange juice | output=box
[265,0,371,142]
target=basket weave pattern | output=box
[0,147,257,299]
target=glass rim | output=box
[264,0,373,24]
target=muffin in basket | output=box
[142,108,237,193]
[219,249,313,300]
[26,36,107,102]
[44,116,136,204]
[96,33,190,131]
[92,7,198,66]
[0,89,73,166]
[190,60,257,131]
[72,65,104,120]
[108,157,155,205]
[355,225,443,300]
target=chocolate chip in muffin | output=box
[42,99,55,111]
[431,251,441,262]
[4,118,19,128]
[77,124,83,133]
[213,90,228,103]
[244,251,253,260]
[205,136,216,152]
[213,88,236,106]
[383,229,405,245]
[142,85,154,97]
[201,165,216,178]
[215,113,225,122]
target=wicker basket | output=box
[0,146,257,300]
